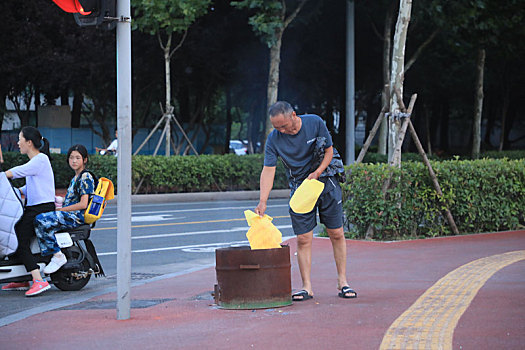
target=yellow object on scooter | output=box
[289,178,324,214]
[84,177,114,224]
[244,210,282,250]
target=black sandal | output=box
[292,289,313,301]
[338,286,357,299]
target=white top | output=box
[9,153,55,206]
[107,139,118,156]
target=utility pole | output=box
[116,0,132,320]
[345,0,355,165]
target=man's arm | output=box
[308,146,334,180]
[254,166,276,217]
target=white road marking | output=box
[132,225,293,240]
[98,235,295,256]
[100,204,289,219]
[130,215,182,223]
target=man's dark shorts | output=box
[289,176,343,235]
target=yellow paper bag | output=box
[289,179,324,214]
[244,210,282,250]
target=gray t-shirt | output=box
[264,114,332,186]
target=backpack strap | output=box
[74,170,98,198]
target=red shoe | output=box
[2,281,30,291]
[25,280,50,297]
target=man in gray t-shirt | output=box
[255,101,357,301]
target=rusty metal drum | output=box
[215,245,292,309]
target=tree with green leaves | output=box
[434,0,525,158]
[132,0,211,122]
[232,0,308,140]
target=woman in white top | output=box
[1,127,55,297]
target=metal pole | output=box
[345,0,355,165]
[116,0,132,320]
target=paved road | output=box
[0,197,301,321]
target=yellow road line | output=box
[92,215,290,231]
[380,250,525,350]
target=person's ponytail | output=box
[40,137,51,158]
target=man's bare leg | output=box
[295,231,314,298]
[327,226,355,297]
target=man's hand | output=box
[254,201,267,217]
[307,170,322,180]
[308,146,333,180]
[256,166,276,217]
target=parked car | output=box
[229,140,248,155]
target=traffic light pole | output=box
[115,0,132,320]
[345,0,355,165]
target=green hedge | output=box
[342,158,525,240]
[3,150,524,238]
[130,154,288,193]
[2,152,289,193]
[357,150,525,163]
[360,152,441,164]
[474,150,525,160]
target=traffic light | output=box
[52,0,116,29]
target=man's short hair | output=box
[268,101,294,118]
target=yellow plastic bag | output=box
[244,210,282,250]
[289,179,324,214]
[84,178,114,224]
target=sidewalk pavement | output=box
[1,228,524,350]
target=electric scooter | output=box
[0,172,104,291]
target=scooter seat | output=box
[57,224,92,241]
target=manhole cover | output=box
[106,272,163,280]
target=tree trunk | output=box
[164,33,173,112]
[378,1,395,155]
[224,86,232,154]
[163,34,174,156]
[71,90,83,128]
[60,91,69,106]
[503,102,516,149]
[34,86,40,127]
[0,91,6,135]
[22,87,34,127]
[439,99,449,152]
[388,0,412,165]
[472,48,485,159]
[498,84,510,151]
[265,32,283,140]
[483,93,495,148]
[424,104,432,156]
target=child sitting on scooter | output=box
[34,144,95,276]
[2,127,55,297]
